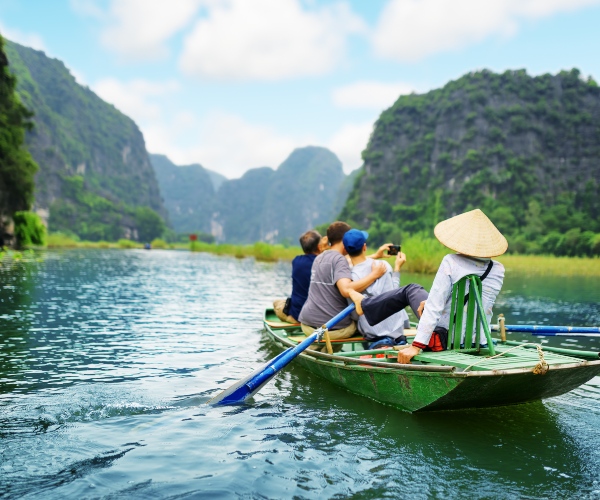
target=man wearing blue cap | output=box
[343,229,428,349]
[298,221,388,349]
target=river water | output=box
[1,249,599,499]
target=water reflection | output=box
[0,250,599,499]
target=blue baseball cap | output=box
[343,229,369,254]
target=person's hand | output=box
[394,251,407,272]
[417,300,426,318]
[397,345,421,364]
[371,260,386,278]
[371,243,392,260]
[348,289,364,315]
[318,236,329,253]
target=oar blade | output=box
[207,348,292,406]
[208,304,356,406]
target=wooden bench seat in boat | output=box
[264,308,417,346]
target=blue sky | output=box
[1,0,599,178]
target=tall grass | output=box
[498,254,600,277]
[189,240,298,261]
[47,232,81,248]
[395,234,448,274]
[44,232,600,276]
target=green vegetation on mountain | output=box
[258,146,347,244]
[341,69,600,256]
[150,154,217,234]
[153,146,353,244]
[13,210,46,246]
[48,175,164,242]
[0,35,38,232]
[5,40,166,241]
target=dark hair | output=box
[326,221,351,246]
[299,230,321,254]
[347,247,364,258]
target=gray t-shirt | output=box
[298,250,352,329]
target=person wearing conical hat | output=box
[349,209,507,364]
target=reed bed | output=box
[189,241,298,262]
[497,254,600,277]
[43,233,600,276]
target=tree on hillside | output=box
[135,207,165,243]
[0,34,38,224]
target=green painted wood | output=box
[263,309,600,412]
[447,275,495,355]
[470,276,496,355]
[503,340,600,360]
[465,279,477,349]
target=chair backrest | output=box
[448,274,496,355]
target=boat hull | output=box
[265,323,600,412]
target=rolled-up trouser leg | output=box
[362,283,428,326]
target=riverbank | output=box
[42,233,600,277]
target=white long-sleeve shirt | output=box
[414,254,505,347]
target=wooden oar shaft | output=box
[492,324,600,335]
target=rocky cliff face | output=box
[5,40,166,233]
[153,146,354,244]
[150,154,217,234]
[341,69,600,239]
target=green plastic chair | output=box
[448,274,496,355]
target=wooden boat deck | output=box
[415,347,585,371]
[263,308,600,411]
[264,310,590,371]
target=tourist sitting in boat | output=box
[349,209,506,363]
[298,221,389,350]
[343,228,428,349]
[273,229,324,323]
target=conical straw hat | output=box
[434,209,508,258]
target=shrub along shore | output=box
[36,232,600,277]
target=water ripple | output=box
[1,249,599,499]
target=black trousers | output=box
[362,283,429,327]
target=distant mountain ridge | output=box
[5,40,166,241]
[151,146,356,244]
[150,154,217,234]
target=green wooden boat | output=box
[263,310,600,412]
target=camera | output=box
[387,244,401,256]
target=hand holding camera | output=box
[387,244,401,256]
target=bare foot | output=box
[348,289,364,315]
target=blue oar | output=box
[208,304,356,406]
[491,324,600,337]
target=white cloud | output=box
[144,110,372,177]
[327,121,374,173]
[149,111,306,178]
[0,24,46,52]
[180,0,366,80]
[95,0,201,60]
[332,81,416,110]
[373,0,600,62]
[70,0,106,19]
[70,68,87,86]
[93,78,180,121]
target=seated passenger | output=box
[349,209,506,363]
[343,229,426,349]
[273,230,322,323]
[298,221,387,349]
